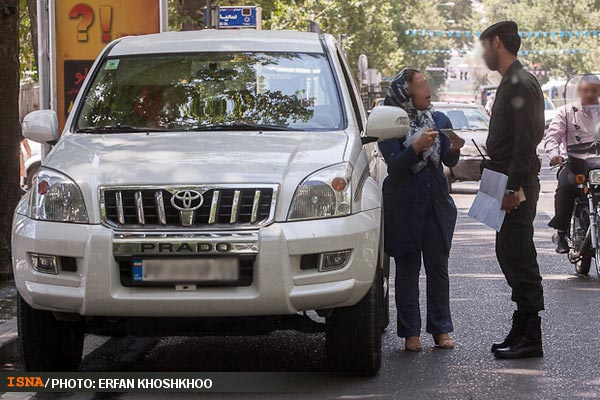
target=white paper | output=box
[404,127,433,159]
[468,169,508,232]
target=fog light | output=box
[29,253,60,275]
[319,249,352,272]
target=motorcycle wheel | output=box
[571,204,591,275]
[575,257,592,275]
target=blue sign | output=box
[219,7,259,29]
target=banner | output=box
[410,49,586,56]
[404,29,600,39]
[54,0,164,129]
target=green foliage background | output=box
[18,0,600,81]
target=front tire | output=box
[326,269,382,375]
[571,204,592,276]
[17,294,84,371]
[576,256,592,275]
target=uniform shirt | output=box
[544,101,600,160]
[486,60,545,190]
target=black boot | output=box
[553,231,569,254]
[490,310,526,353]
[494,314,543,359]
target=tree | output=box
[263,0,404,76]
[169,0,206,31]
[18,0,36,78]
[0,0,22,278]
[479,0,600,80]
[389,0,473,96]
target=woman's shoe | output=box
[433,333,455,349]
[405,336,422,352]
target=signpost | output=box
[39,0,168,130]
[217,6,262,29]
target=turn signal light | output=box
[576,174,586,184]
[331,177,347,192]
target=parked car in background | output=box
[372,97,385,109]
[21,139,41,190]
[433,102,489,191]
[544,96,557,129]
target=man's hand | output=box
[550,155,564,167]
[501,193,521,213]
[413,129,437,154]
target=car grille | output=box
[101,185,277,229]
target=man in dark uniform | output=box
[480,21,545,359]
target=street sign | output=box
[47,0,167,129]
[218,6,262,29]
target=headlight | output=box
[28,168,88,223]
[589,169,600,185]
[288,163,353,221]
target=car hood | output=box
[44,130,348,223]
[46,130,348,185]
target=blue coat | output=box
[378,111,459,257]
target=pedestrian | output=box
[544,74,600,254]
[479,21,545,358]
[379,68,464,352]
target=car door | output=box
[333,45,386,187]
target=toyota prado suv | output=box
[14,30,409,374]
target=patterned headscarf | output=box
[384,69,440,173]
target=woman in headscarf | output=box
[379,68,464,352]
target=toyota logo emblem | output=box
[170,190,204,211]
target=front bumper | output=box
[12,209,380,317]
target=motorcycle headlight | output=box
[589,169,600,185]
[28,168,88,223]
[288,163,353,221]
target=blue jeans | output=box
[394,200,453,337]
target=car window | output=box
[76,52,344,132]
[437,107,490,130]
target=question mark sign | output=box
[69,4,94,42]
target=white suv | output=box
[14,30,408,374]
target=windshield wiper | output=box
[77,125,168,133]
[188,122,301,132]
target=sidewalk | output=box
[0,318,18,365]
[0,281,18,366]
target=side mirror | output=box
[22,110,59,144]
[365,105,410,142]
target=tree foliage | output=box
[479,0,600,79]
[261,0,404,76]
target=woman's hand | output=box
[449,133,465,151]
[412,129,437,154]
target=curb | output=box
[0,318,19,363]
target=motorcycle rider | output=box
[544,74,600,253]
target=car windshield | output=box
[437,107,490,130]
[75,52,344,132]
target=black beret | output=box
[480,21,519,40]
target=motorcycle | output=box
[556,73,600,275]
[564,142,600,275]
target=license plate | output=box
[132,258,240,283]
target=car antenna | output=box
[471,139,488,161]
